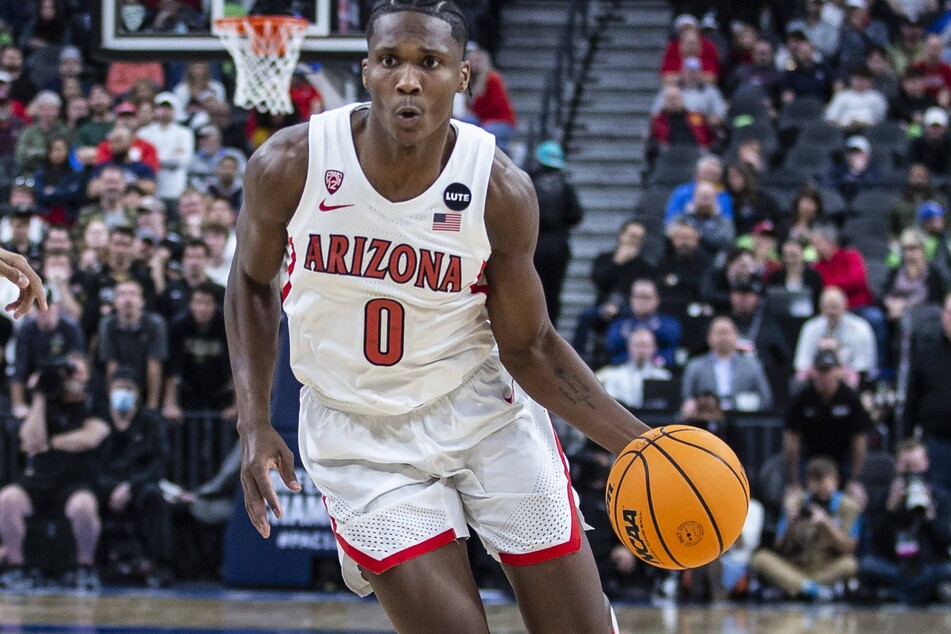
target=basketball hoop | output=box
[214,15,309,115]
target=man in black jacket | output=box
[530,140,582,324]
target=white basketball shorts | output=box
[297,354,588,596]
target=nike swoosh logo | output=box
[319,200,355,212]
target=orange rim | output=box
[214,15,309,36]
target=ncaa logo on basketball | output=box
[622,509,656,562]
[676,521,704,547]
[443,182,471,211]
[325,170,344,194]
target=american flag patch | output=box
[432,212,462,232]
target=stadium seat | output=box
[648,162,697,187]
[778,98,825,132]
[817,186,848,218]
[728,84,772,121]
[637,189,675,219]
[795,120,844,152]
[760,166,814,189]
[654,145,705,168]
[865,259,890,297]
[847,234,890,262]
[783,145,832,173]
[849,189,894,220]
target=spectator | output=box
[74,165,135,236]
[458,47,516,154]
[595,328,672,410]
[654,57,726,128]
[0,45,36,104]
[136,92,194,201]
[0,353,109,591]
[41,245,83,321]
[794,286,878,379]
[746,220,782,279]
[14,90,67,173]
[656,219,710,308]
[97,279,167,410]
[702,246,761,312]
[660,14,720,85]
[681,316,773,414]
[824,66,888,129]
[903,293,951,491]
[206,155,243,213]
[888,15,926,76]
[78,219,109,274]
[96,366,172,586]
[202,98,246,154]
[288,65,325,120]
[33,135,83,227]
[866,45,899,101]
[665,155,733,224]
[785,186,825,253]
[824,135,884,201]
[882,228,945,327]
[92,125,157,195]
[44,45,90,95]
[725,162,778,237]
[93,102,160,173]
[678,181,736,257]
[245,107,300,153]
[725,22,757,72]
[170,62,225,123]
[780,39,834,104]
[751,456,862,600]
[911,34,951,106]
[837,0,890,73]
[727,280,791,371]
[19,0,75,54]
[157,238,221,321]
[890,163,949,238]
[163,281,233,422]
[0,71,26,157]
[915,201,951,276]
[786,0,841,61]
[766,239,825,315]
[74,85,115,160]
[176,187,208,238]
[530,140,582,324]
[603,278,681,367]
[909,106,951,174]
[9,289,84,420]
[201,221,232,286]
[187,124,246,193]
[889,67,938,127]
[859,438,951,605]
[647,85,714,162]
[726,38,782,101]
[1,208,42,272]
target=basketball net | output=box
[214,16,309,115]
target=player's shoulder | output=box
[486,147,535,212]
[245,122,310,179]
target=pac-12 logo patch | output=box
[325,170,344,194]
[443,182,472,211]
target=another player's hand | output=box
[239,423,302,538]
[0,249,47,318]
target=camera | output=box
[35,357,75,399]
[905,475,931,513]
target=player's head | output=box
[366,0,468,53]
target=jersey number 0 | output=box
[364,298,405,366]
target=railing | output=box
[1,411,237,491]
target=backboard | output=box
[93,1,367,62]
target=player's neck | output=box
[353,109,455,203]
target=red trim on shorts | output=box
[498,426,582,566]
[322,496,459,575]
[282,236,297,302]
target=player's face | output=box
[363,12,469,147]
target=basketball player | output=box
[0,247,47,317]
[225,1,650,631]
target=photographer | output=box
[751,456,862,601]
[859,439,951,604]
[0,353,109,590]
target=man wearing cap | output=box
[914,200,951,276]
[726,38,782,101]
[44,46,91,96]
[661,14,720,84]
[137,92,194,201]
[529,140,582,324]
[910,106,951,172]
[838,0,890,73]
[187,124,246,193]
[92,126,157,196]
[784,346,871,499]
[824,66,888,129]
[93,102,160,174]
[728,279,791,373]
[14,91,68,173]
[826,135,883,200]
[911,34,951,106]
[786,0,841,61]
[780,39,834,103]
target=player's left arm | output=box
[484,152,649,455]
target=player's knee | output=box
[65,491,99,522]
[0,485,31,517]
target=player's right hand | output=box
[239,423,302,538]
[0,249,47,318]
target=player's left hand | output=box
[0,249,47,318]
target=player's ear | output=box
[361,59,369,89]
[458,61,470,94]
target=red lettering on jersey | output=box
[365,239,391,279]
[415,249,443,290]
[350,236,367,276]
[389,244,417,284]
[326,235,350,274]
[304,234,324,272]
[438,255,462,293]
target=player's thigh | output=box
[362,538,489,634]
[501,525,612,634]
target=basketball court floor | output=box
[2,587,951,633]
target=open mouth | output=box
[396,106,421,122]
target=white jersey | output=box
[282,103,498,416]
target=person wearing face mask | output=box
[95,366,172,587]
[858,438,951,605]
[0,353,110,591]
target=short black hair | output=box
[366,0,468,51]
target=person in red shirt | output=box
[462,46,517,154]
[93,102,160,172]
[661,14,720,85]
[910,34,951,107]
[647,85,713,166]
[811,222,889,372]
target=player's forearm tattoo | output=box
[553,367,596,410]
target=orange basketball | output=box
[605,425,750,570]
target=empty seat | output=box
[849,189,895,220]
[783,144,832,172]
[779,98,825,131]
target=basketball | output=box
[605,425,750,570]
